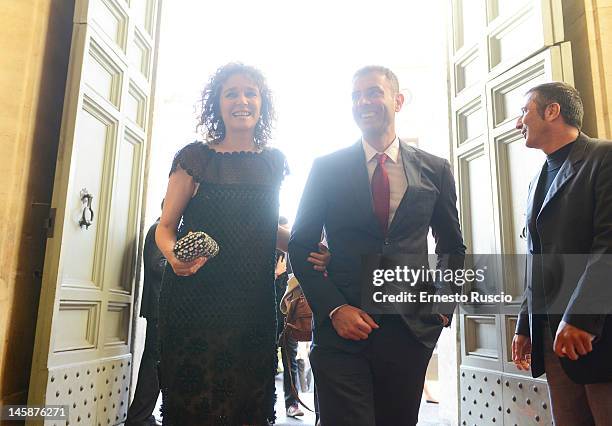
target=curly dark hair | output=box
[196,62,275,148]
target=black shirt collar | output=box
[546,141,575,171]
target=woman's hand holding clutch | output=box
[169,231,219,276]
[168,255,208,276]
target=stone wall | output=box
[563,0,612,138]
[0,0,73,406]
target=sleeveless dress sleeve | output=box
[169,142,207,182]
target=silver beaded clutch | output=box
[173,231,219,262]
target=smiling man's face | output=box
[351,71,402,140]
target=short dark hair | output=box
[196,62,275,148]
[353,65,400,94]
[526,82,584,130]
[278,216,289,226]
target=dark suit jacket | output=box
[289,140,465,351]
[516,133,612,383]
[140,221,166,320]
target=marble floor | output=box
[145,377,444,425]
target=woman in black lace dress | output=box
[155,63,325,426]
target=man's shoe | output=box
[286,404,304,417]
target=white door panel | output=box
[28,1,160,425]
[489,45,574,301]
[450,0,571,424]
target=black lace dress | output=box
[158,142,286,426]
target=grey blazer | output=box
[289,140,465,351]
[516,133,612,383]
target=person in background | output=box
[275,216,329,418]
[274,217,302,418]
[126,206,166,426]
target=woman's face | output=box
[219,73,262,134]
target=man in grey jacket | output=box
[513,82,612,424]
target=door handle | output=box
[79,188,94,229]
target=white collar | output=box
[362,136,400,163]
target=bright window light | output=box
[146,0,450,226]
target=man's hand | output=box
[438,314,450,327]
[512,334,532,371]
[554,321,594,360]
[307,242,330,273]
[275,255,287,279]
[331,305,379,340]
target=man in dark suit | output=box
[126,218,166,426]
[289,65,465,426]
[512,82,612,424]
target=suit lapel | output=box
[388,140,421,234]
[536,134,587,224]
[347,141,381,234]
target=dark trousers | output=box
[281,336,299,408]
[310,316,433,426]
[126,318,160,426]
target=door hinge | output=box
[45,208,57,238]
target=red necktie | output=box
[372,153,390,233]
